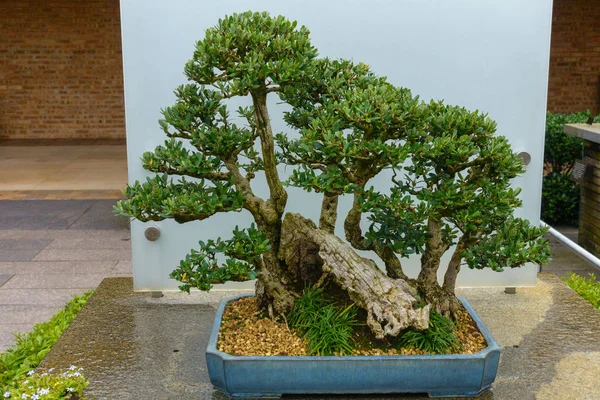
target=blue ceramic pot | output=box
[206,294,500,398]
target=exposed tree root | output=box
[279,213,430,339]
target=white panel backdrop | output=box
[120,0,553,290]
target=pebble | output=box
[218,297,487,356]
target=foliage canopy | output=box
[116,11,550,336]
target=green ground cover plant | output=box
[564,273,600,310]
[542,111,600,226]
[0,291,93,398]
[3,367,87,400]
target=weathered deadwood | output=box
[279,213,430,339]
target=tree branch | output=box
[223,157,264,217]
[442,236,468,292]
[417,217,450,287]
[152,165,231,181]
[344,194,372,250]
[319,193,339,234]
[251,90,288,214]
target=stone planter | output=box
[206,294,500,398]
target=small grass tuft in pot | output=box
[397,310,461,354]
[287,287,360,356]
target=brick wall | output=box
[579,141,600,256]
[547,0,600,114]
[2,0,599,139]
[0,0,125,139]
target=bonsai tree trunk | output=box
[279,213,430,339]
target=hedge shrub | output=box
[541,111,600,226]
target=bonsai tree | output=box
[116,11,550,339]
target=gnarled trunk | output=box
[279,213,430,339]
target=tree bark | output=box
[280,213,430,339]
[417,217,448,287]
[344,194,370,249]
[415,217,461,315]
[319,193,339,234]
[443,237,467,293]
[251,90,288,214]
[239,89,295,314]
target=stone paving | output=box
[39,273,600,399]
[542,226,598,279]
[0,200,131,352]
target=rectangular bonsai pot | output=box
[206,294,500,398]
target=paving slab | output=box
[2,273,107,289]
[113,260,133,274]
[0,217,27,230]
[37,274,600,400]
[45,236,131,250]
[0,274,13,287]
[0,323,36,336]
[68,200,129,230]
[0,229,130,241]
[0,200,94,217]
[542,233,599,279]
[0,200,94,230]
[0,200,128,231]
[32,248,131,262]
[0,261,117,275]
[0,201,131,351]
[0,305,62,324]
[0,249,44,262]
[0,238,53,250]
[0,288,89,307]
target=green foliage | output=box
[398,310,460,354]
[0,291,93,393]
[544,111,596,172]
[115,174,244,224]
[463,217,550,272]
[279,58,422,196]
[184,11,317,96]
[564,273,600,310]
[118,10,551,298]
[282,57,550,266]
[541,111,599,226]
[541,172,581,226]
[359,186,429,256]
[170,224,269,292]
[287,287,360,356]
[3,367,87,399]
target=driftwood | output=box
[279,213,430,339]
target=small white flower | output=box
[21,394,28,399]
[31,395,38,400]
[27,370,35,376]
[47,368,54,373]
[69,365,77,371]
[73,372,81,377]
[3,392,10,398]
[66,388,75,393]
[37,388,49,396]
